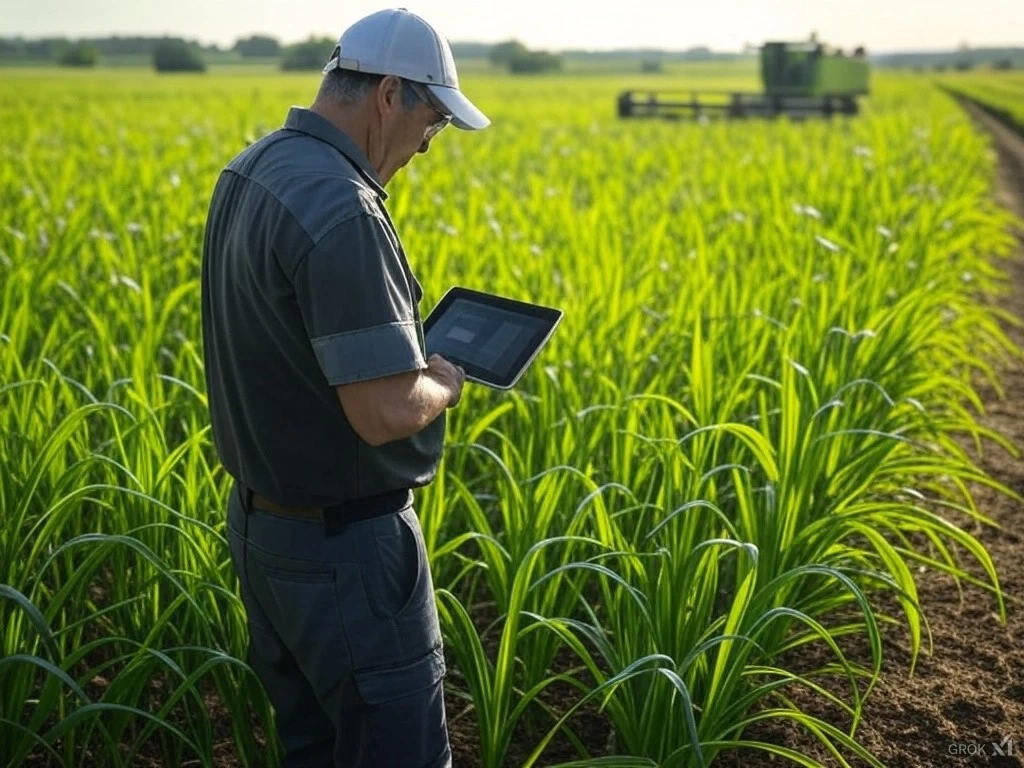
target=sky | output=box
[1,0,1022,53]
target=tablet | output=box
[423,287,563,390]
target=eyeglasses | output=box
[406,80,452,141]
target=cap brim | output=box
[426,84,490,130]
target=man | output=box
[200,8,489,767]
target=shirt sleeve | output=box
[291,212,427,386]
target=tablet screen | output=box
[423,288,562,389]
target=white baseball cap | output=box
[322,7,490,130]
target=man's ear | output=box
[376,75,401,116]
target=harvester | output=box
[617,40,870,120]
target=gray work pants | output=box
[226,480,452,767]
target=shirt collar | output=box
[283,107,388,201]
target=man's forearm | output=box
[378,370,451,443]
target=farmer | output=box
[199,8,488,767]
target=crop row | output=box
[0,71,1020,766]
[939,71,1024,132]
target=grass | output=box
[0,67,1021,767]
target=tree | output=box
[234,34,280,57]
[489,40,528,68]
[281,36,334,71]
[59,44,98,67]
[507,49,561,74]
[641,59,663,73]
[488,40,561,75]
[153,40,206,72]
[993,58,1014,70]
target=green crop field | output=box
[1,67,1021,767]
[938,70,1024,131]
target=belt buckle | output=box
[323,503,347,537]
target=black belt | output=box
[241,484,411,534]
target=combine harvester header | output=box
[618,40,870,120]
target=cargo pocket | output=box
[354,645,450,768]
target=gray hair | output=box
[318,69,420,109]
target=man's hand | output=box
[426,354,466,408]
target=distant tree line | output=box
[0,33,295,72]
[0,34,746,66]
[0,34,280,63]
[927,59,1015,73]
[6,34,1019,73]
[876,46,1024,70]
[0,35,220,59]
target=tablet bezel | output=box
[422,287,563,390]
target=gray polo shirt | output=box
[200,107,444,507]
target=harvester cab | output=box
[617,40,870,121]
